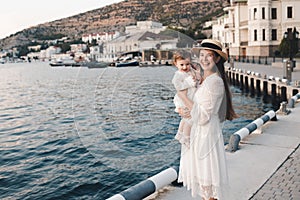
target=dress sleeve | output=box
[190,76,224,125]
[172,72,195,91]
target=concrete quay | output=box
[229,60,300,82]
[146,62,300,200]
[226,62,300,100]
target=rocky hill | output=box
[0,0,229,49]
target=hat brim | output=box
[191,47,228,62]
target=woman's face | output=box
[199,49,220,72]
[175,59,190,72]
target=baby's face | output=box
[176,59,190,72]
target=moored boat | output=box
[115,60,139,67]
[111,51,141,67]
[49,59,64,67]
[0,58,6,64]
[85,61,108,68]
[49,58,82,67]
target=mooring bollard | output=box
[107,166,178,200]
[288,93,300,108]
[226,110,276,152]
[277,101,291,115]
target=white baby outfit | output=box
[172,70,196,147]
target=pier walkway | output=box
[229,61,300,82]
[147,62,300,200]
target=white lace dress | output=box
[178,73,229,200]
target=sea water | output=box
[0,62,275,199]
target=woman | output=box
[177,39,237,200]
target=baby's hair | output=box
[173,53,186,66]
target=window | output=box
[271,29,277,41]
[262,7,265,19]
[262,29,266,41]
[254,30,257,41]
[271,8,277,19]
[287,6,293,18]
[254,8,257,19]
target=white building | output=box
[125,21,166,34]
[28,45,42,52]
[89,21,176,62]
[45,46,61,59]
[103,31,178,61]
[70,44,87,53]
[212,0,300,57]
[89,46,102,61]
[82,31,120,44]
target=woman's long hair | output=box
[216,59,238,121]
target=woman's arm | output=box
[191,77,224,125]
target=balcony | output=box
[240,21,248,27]
[224,23,234,29]
[240,41,248,46]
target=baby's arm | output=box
[177,89,193,111]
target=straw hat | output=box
[192,39,228,62]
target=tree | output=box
[278,38,289,57]
[17,46,30,57]
[291,27,299,58]
[90,39,97,46]
[279,27,299,59]
[56,43,71,53]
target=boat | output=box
[110,51,141,67]
[0,58,6,64]
[49,59,64,67]
[49,58,82,67]
[71,62,83,67]
[115,59,139,67]
[113,56,139,67]
[62,58,83,67]
[85,61,108,68]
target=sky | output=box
[0,0,124,39]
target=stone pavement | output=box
[250,144,300,200]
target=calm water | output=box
[0,62,275,199]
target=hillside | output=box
[0,0,229,49]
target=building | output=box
[82,32,120,44]
[103,31,178,61]
[89,45,102,62]
[125,21,166,34]
[28,45,42,52]
[70,44,87,53]
[88,21,178,62]
[44,46,61,59]
[212,0,300,57]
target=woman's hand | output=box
[178,107,191,119]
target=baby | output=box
[172,54,197,148]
